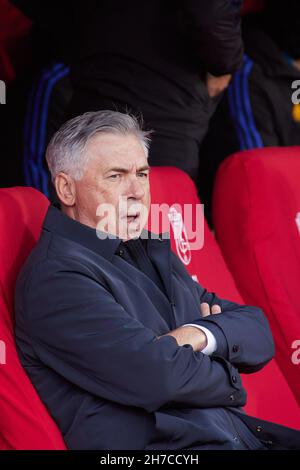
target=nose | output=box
[127,176,146,200]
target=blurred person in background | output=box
[11,0,243,197]
[198,0,300,225]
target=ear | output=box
[54,172,76,206]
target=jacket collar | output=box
[43,204,171,267]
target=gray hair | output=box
[45,110,151,182]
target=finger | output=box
[200,302,211,317]
[211,304,222,315]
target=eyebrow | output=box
[104,165,150,175]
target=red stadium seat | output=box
[0,187,66,450]
[212,147,300,409]
[149,166,300,429]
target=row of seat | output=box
[0,147,299,449]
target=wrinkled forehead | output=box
[85,132,148,170]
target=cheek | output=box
[94,186,120,215]
[79,182,104,214]
[83,195,100,220]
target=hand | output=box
[206,73,232,98]
[156,303,222,352]
[159,325,208,353]
[200,302,222,317]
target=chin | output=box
[121,224,143,241]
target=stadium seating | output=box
[213,147,300,409]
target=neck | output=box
[61,205,97,230]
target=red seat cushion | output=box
[150,166,300,429]
[0,187,66,449]
[213,147,300,409]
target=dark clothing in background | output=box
[15,205,300,450]
[239,27,300,147]
[12,0,243,74]
[12,0,244,181]
[262,0,300,60]
[198,18,300,226]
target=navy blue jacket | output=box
[15,206,300,449]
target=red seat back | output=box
[0,187,66,449]
[213,147,300,409]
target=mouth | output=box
[126,213,140,223]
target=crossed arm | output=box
[158,302,222,352]
[160,272,275,370]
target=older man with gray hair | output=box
[15,110,300,450]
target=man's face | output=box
[68,132,150,240]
